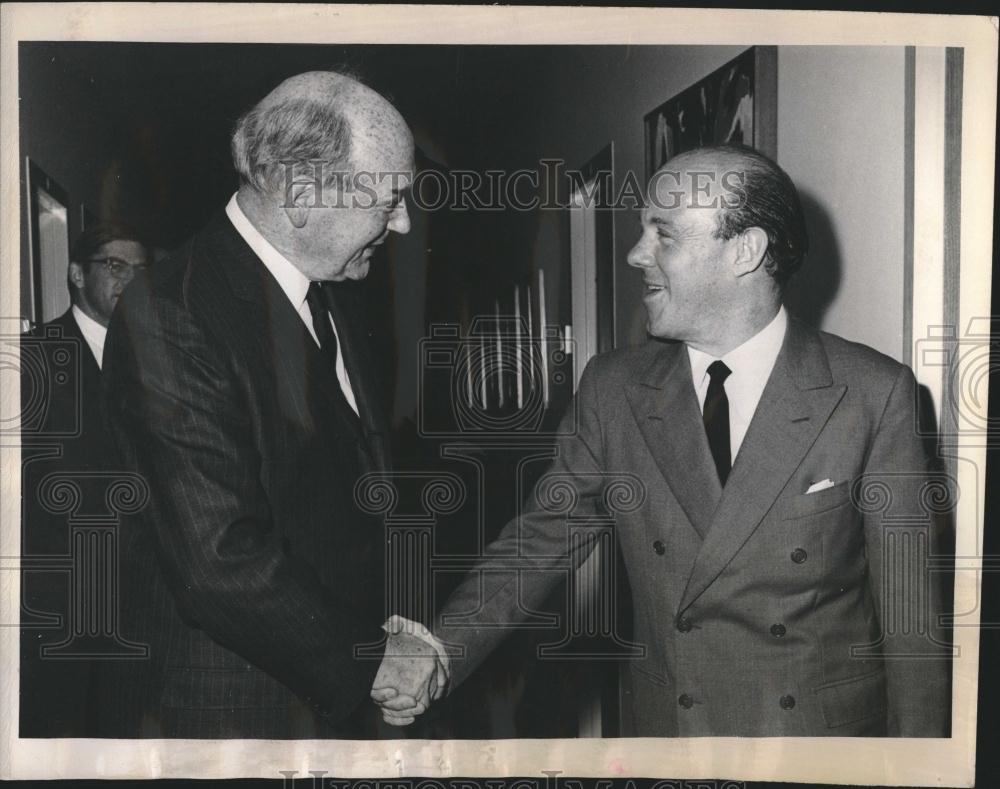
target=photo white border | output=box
[0,4,995,785]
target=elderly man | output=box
[20,223,149,736]
[101,71,434,738]
[374,144,951,737]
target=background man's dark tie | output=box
[703,360,732,485]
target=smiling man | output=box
[374,143,951,737]
[100,71,431,738]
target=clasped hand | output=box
[370,628,447,726]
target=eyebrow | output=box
[645,214,676,229]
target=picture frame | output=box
[23,158,70,325]
[643,45,777,179]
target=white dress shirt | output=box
[687,306,788,464]
[225,194,358,415]
[72,305,108,369]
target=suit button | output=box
[653,540,666,555]
[780,694,796,710]
[678,694,694,709]
[770,623,786,638]
[791,548,808,564]
[676,617,693,633]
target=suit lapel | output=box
[55,310,101,385]
[677,319,847,612]
[323,283,392,472]
[625,342,721,539]
[212,214,368,447]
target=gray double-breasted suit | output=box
[435,317,951,737]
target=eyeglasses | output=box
[86,257,149,280]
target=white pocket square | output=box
[806,479,835,494]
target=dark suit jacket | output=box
[100,211,392,738]
[436,317,951,737]
[20,309,109,736]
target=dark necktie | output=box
[703,360,732,486]
[305,281,355,415]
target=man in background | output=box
[35,221,150,370]
[374,144,951,737]
[20,223,149,736]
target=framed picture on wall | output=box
[24,158,71,325]
[643,45,777,180]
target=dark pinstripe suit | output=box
[100,212,392,738]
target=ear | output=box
[282,180,314,229]
[732,227,768,277]
[68,261,86,290]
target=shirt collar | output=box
[71,304,108,368]
[687,306,788,390]
[225,192,310,309]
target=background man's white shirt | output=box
[687,306,788,464]
[72,305,108,369]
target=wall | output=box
[19,49,116,321]
[778,46,907,361]
[524,45,908,361]
[19,51,115,227]
[525,46,750,349]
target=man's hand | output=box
[370,631,444,726]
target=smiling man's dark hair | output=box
[677,143,809,288]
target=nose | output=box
[627,234,653,269]
[388,198,411,235]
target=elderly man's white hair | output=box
[230,70,398,195]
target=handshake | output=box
[370,615,451,726]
